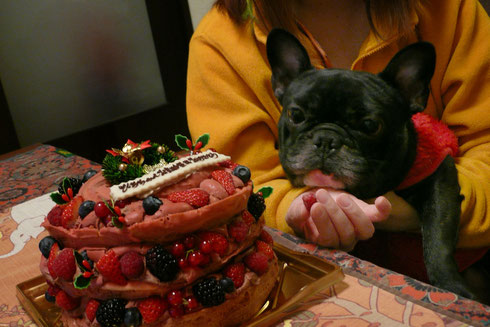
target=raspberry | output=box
[228,221,249,242]
[302,192,317,212]
[47,205,64,226]
[55,290,80,311]
[244,252,269,275]
[259,229,274,245]
[167,189,210,208]
[52,248,76,281]
[223,262,245,288]
[211,170,236,195]
[256,240,274,260]
[241,210,255,226]
[138,296,168,323]
[119,251,144,279]
[85,299,100,322]
[247,192,266,219]
[61,196,84,228]
[192,278,225,307]
[96,250,127,285]
[47,242,60,278]
[145,245,180,282]
[96,298,127,327]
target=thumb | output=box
[366,196,392,223]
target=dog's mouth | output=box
[303,169,346,189]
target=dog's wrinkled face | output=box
[267,29,435,198]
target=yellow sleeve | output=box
[185,9,305,234]
[420,0,490,248]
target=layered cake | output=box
[38,136,278,326]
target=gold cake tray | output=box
[17,243,344,327]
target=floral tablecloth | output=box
[0,144,488,326]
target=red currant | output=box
[169,305,184,318]
[170,242,186,258]
[199,254,210,267]
[167,290,183,307]
[183,235,196,249]
[94,202,111,218]
[188,251,203,267]
[178,258,188,269]
[114,200,127,208]
[199,240,212,254]
[185,296,198,311]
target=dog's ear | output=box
[379,42,436,114]
[266,28,313,101]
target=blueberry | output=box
[79,200,95,218]
[219,277,235,293]
[143,196,163,215]
[82,169,97,183]
[44,290,56,303]
[39,236,59,258]
[124,307,142,327]
[232,165,251,184]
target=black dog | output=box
[266,28,476,299]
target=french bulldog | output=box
[266,28,476,299]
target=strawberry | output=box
[211,170,236,195]
[259,229,274,245]
[218,160,239,170]
[119,251,144,279]
[55,290,80,311]
[256,240,274,260]
[47,242,60,278]
[47,205,64,226]
[138,296,168,323]
[241,210,255,226]
[61,195,84,228]
[244,252,269,275]
[167,189,210,208]
[228,221,249,243]
[223,262,245,288]
[302,193,317,212]
[85,299,100,322]
[96,250,127,285]
[52,248,76,281]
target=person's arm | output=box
[420,0,490,248]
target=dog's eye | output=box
[287,107,305,124]
[361,119,382,135]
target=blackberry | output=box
[232,165,251,184]
[247,192,266,220]
[58,177,82,197]
[96,298,127,327]
[145,245,179,282]
[79,200,95,219]
[123,307,142,327]
[142,196,163,215]
[192,278,225,307]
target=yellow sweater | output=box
[186,0,490,248]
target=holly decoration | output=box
[74,251,94,289]
[257,186,273,199]
[102,140,177,185]
[50,177,82,205]
[175,134,209,153]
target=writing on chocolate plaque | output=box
[110,150,230,200]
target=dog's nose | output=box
[313,134,341,151]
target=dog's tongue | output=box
[303,170,345,189]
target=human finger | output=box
[310,202,339,248]
[336,193,375,240]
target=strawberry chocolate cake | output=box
[38,136,278,326]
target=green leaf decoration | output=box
[74,251,87,272]
[195,133,210,148]
[112,216,124,229]
[258,186,273,199]
[74,275,92,289]
[175,134,190,150]
[50,192,66,205]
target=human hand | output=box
[286,188,392,251]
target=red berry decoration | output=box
[138,296,168,324]
[168,189,210,208]
[302,192,317,212]
[85,299,100,322]
[185,296,198,312]
[223,262,245,288]
[94,201,111,218]
[52,248,76,281]
[167,290,183,307]
[47,205,64,226]
[119,251,144,279]
[256,240,275,260]
[96,250,127,285]
[55,290,80,311]
[259,229,274,245]
[188,251,204,267]
[244,252,269,275]
[199,240,213,254]
[241,210,255,226]
[211,170,236,195]
[183,235,196,250]
[169,305,184,318]
[47,242,60,278]
[61,196,84,228]
[228,221,249,243]
[178,258,188,269]
[170,242,186,258]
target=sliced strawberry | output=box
[223,262,245,288]
[47,242,60,278]
[256,240,274,260]
[85,299,100,322]
[167,189,210,208]
[211,170,236,195]
[218,159,239,170]
[138,296,168,323]
[61,195,84,228]
[96,250,127,285]
[52,248,76,281]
